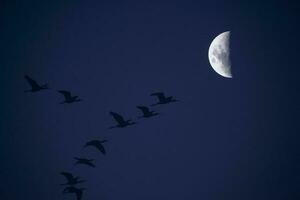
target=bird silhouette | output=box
[74,157,95,168]
[24,75,49,92]
[63,186,86,200]
[84,140,107,155]
[137,106,159,118]
[60,172,85,186]
[150,92,178,106]
[58,90,82,104]
[109,111,136,128]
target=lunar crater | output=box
[208,31,232,78]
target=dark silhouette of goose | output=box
[74,157,95,168]
[58,90,81,104]
[109,111,136,129]
[63,186,86,200]
[137,106,159,118]
[84,140,107,155]
[150,92,178,106]
[60,172,85,186]
[24,75,49,92]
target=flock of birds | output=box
[24,75,178,200]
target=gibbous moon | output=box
[208,31,232,78]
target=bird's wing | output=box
[84,140,98,148]
[84,141,93,147]
[151,92,165,101]
[85,161,95,167]
[137,106,150,114]
[24,75,40,88]
[74,157,81,161]
[58,90,72,99]
[96,144,106,154]
[61,172,74,182]
[76,190,83,200]
[110,112,126,124]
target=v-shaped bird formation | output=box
[24,75,178,200]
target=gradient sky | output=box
[0,1,299,200]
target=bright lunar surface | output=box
[208,31,232,78]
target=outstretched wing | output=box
[75,190,83,200]
[61,172,74,182]
[24,75,40,89]
[137,106,150,114]
[84,141,92,147]
[74,157,81,161]
[96,143,106,155]
[110,112,126,124]
[85,161,95,168]
[85,140,106,154]
[151,92,166,101]
[58,90,72,100]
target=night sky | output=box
[0,1,299,200]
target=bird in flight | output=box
[58,90,82,104]
[84,140,107,155]
[63,186,86,200]
[109,111,136,129]
[137,106,159,118]
[60,172,85,186]
[74,157,95,168]
[24,75,49,92]
[150,92,178,106]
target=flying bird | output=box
[74,157,95,168]
[109,111,136,128]
[24,75,49,92]
[60,172,85,186]
[58,90,81,104]
[137,106,159,118]
[63,186,86,200]
[84,140,107,155]
[150,92,178,106]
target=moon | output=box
[208,31,232,78]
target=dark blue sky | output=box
[0,1,299,200]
